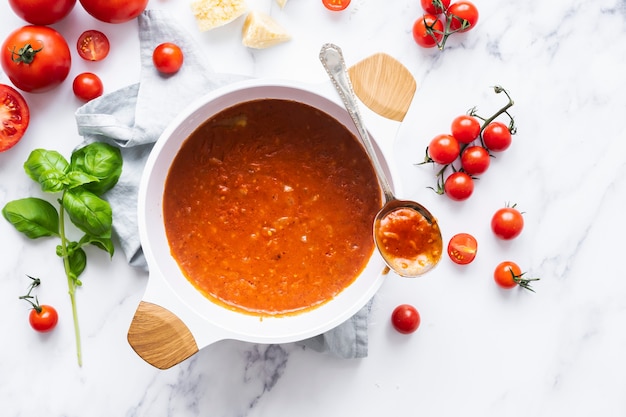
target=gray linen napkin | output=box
[75,9,372,359]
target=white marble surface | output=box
[1,0,626,415]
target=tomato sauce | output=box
[374,207,442,276]
[163,99,382,316]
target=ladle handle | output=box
[319,43,395,202]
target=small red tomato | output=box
[451,114,480,144]
[444,171,474,201]
[412,14,444,48]
[76,30,110,61]
[73,72,103,102]
[447,232,477,265]
[322,0,351,11]
[447,1,479,32]
[482,121,512,152]
[420,0,450,14]
[0,83,30,152]
[428,134,459,165]
[153,42,184,75]
[494,261,539,292]
[391,304,421,334]
[461,145,490,175]
[29,304,59,332]
[491,205,524,240]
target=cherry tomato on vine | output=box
[451,114,480,144]
[461,145,490,175]
[412,14,444,48]
[444,171,474,201]
[76,30,110,61]
[447,233,477,265]
[428,134,459,165]
[79,0,148,23]
[153,43,184,75]
[0,84,30,152]
[491,205,524,240]
[447,1,479,32]
[1,25,71,93]
[493,261,539,292]
[8,0,76,25]
[73,72,103,102]
[322,0,351,11]
[483,121,512,152]
[391,304,421,334]
[420,0,450,15]
[29,304,59,332]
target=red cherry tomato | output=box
[447,233,477,265]
[0,84,30,152]
[29,304,59,332]
[493,261,520,289]
[420,0,450,14]
[73,72,103,102]
[78,0,148,23]
[391,304,421,334]
[322,0,351,11]
[461,145,490,175]
[8,0,76,25]
[428,134,459,165]
[444,171,474,201]
[1,25,71,93]
[482,121,512,152]
[451,114,480,144]
[412,14,444,48]
[76,30,110,61]
[491,205,524,240]
[152,43,184,75]
[448,1,479,32]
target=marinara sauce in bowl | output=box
[131,79,401,368]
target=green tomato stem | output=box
[58,197,83,367]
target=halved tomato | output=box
[0,84,30,152]
[447,232,477,265]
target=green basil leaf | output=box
[67,247,87,281]
[65,170,100,189]
[2,197,59,239]
[79,234,115,257]
[70,142,122,195]
[38,169,68,193]
[24,149,69,186]
[62,189,112,238]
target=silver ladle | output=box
[319,43,442,277]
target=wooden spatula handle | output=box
[127,301,199,369]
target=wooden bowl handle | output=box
[127,301,199,369]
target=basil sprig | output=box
[2,142,122,366]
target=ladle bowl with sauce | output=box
[319,43,443,277]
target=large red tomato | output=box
[8,0,76,25]
[79,0,149,23]
[1,25,71,93]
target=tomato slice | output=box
[0,83,30,152]
[447,232,477,265]
[77,30,110,61]
[322,0,351,11]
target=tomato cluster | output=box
[413,0,479,50]
[420,86,516,201]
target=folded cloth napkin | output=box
[75,9,372,359]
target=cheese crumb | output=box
[242,11,291,49]
[190,0,249,32]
